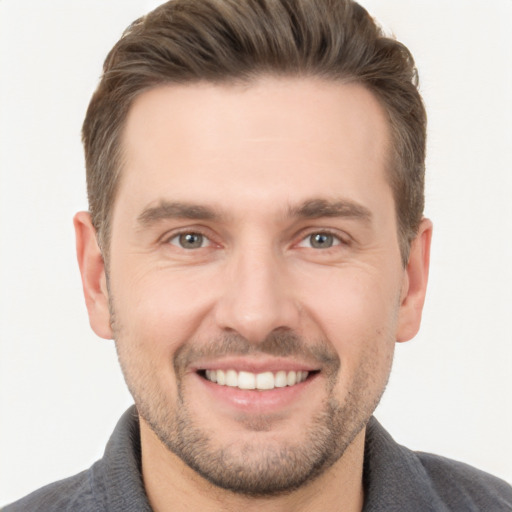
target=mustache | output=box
[173,330,340,374]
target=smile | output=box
[202,369,310,390]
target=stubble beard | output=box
[114,326,392,497]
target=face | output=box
[77,77,430,496]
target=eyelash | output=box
[162,228,349,251]
[164,230,214,250]
[296,230,349,250]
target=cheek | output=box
[302,271,399,399]
[296,265,400,395]
[299,267,401,342]
[110,262,219,346]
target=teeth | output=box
[275,370,287,388]
[225,369,238,387]
[287,370,297,386]
[256,371,274,390]
[205,369,217,383]
[203,369,310,390]
[238,371,256,389]
[217,369,226,385]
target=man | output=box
[3,0,511,510]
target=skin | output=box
[75,77,431,512]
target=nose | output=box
[213,246,301,343]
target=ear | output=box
[74,212,113,339]
[396,218,432,343]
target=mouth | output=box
[197,368,319,391]
[190,359,323,414]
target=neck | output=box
[140,418,366,512]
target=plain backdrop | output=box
[1,0,511,505]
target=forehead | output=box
[117,77,392,218]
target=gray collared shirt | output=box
[4,407,512,511]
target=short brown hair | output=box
[82,0,426,264]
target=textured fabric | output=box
[3,408,152,512]
[3,407,512,511]
[362,419,512,511]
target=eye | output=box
[168,232,210,249]
[298,232,342,249]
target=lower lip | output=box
[194,372,319,413]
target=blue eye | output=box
[310,233,335,248]
[169,232,209,249]
[299,232,342,249]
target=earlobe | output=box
[396,218,433,343]
[74,212,113,339]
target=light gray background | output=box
[1,0,511,505]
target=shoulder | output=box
[2,407,150,512]
[415,451,512,511]
[2,466,97,512]
[364,417,512,511]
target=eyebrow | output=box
[137,201,222,226]
[289,198,372,222]
[137,197,372,227]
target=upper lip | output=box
[190,356,321,374]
